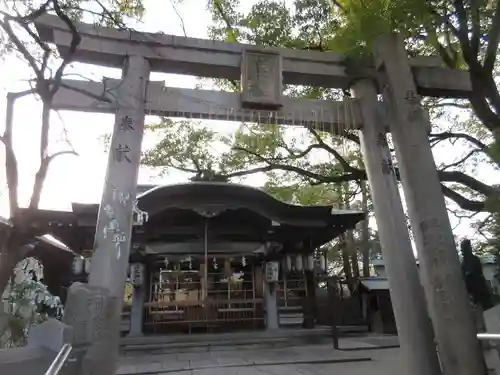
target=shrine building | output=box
[19,182,364,335]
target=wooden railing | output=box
[143,298,264,334]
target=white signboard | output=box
[265,261,280,283]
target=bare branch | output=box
[429,131,492,157]
[428,101,471,110]
[441,185,486,211]
[309,128,360,173]
[438,170,499,197]
[57,81,113,103]
[231,145,363,183]
[28,148,79,210]
[0,17,43,80]
[440,149,481,171]
[49,0,82,97]
[18,0,52,23]
[93,0,127,29]
[169,0,187,37]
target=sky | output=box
[0,0,498,243]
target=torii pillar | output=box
[374,34,487,375]
[351,78,441,375]
[63,55,150,375]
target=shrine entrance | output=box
[115,182,361,336]
[34,13,485,375]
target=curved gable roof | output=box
[136,182,364,228]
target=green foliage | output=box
[139,1,500,256]
[1,259,63,348]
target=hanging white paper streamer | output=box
[295,255,303,271]
[320,255,327,272]
[84,258,91,274]
[286,255,292,271]
[307,255,314,271]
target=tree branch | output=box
[56,81,113,103]
[309,128,360,173]
[231,145,360,183]
[441,185,486,211]
[469,0,481,57]
[49,0,82,97]
[18,0,52,23]
[222,143,497,213]
[429,131,494,159]
[440,149,481,171]
[484,0,500,73]
[438,170,498,197]
[0,17,43,81]
[28,149,79,210]
[2,90,36,217]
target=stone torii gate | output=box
[34,14,484,375]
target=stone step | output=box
[120,328,336,355]
[120,326,373,357]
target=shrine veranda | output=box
[27,14,486,375]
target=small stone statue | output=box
[461,239,493,310]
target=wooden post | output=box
[374,34,487,375]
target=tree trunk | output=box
[0,244,18,296]
[340,236,355,293]
[0,243,19,335]
[348,233,360,278]
[343,183,359,281]
[361,181,370,277]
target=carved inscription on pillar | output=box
[376,132,396,175]
[403,90,425,123]
[419,218,460,322]
[241,49,282,109]
[63,283,120,375]
[89,56,150,299]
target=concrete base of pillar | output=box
[64,282,121,375]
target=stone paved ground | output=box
[117,336,402,375]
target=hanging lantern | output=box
[306,255,314,271]
[184,256,193,270]
[286,255,292,271]
[295,255,303,272]
[320,255,327,272]
[72,257,84,275]
[241,256,247,267]
[212,256,218,270]
[84,258,91,274]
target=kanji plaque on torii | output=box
[241,49,283,109]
